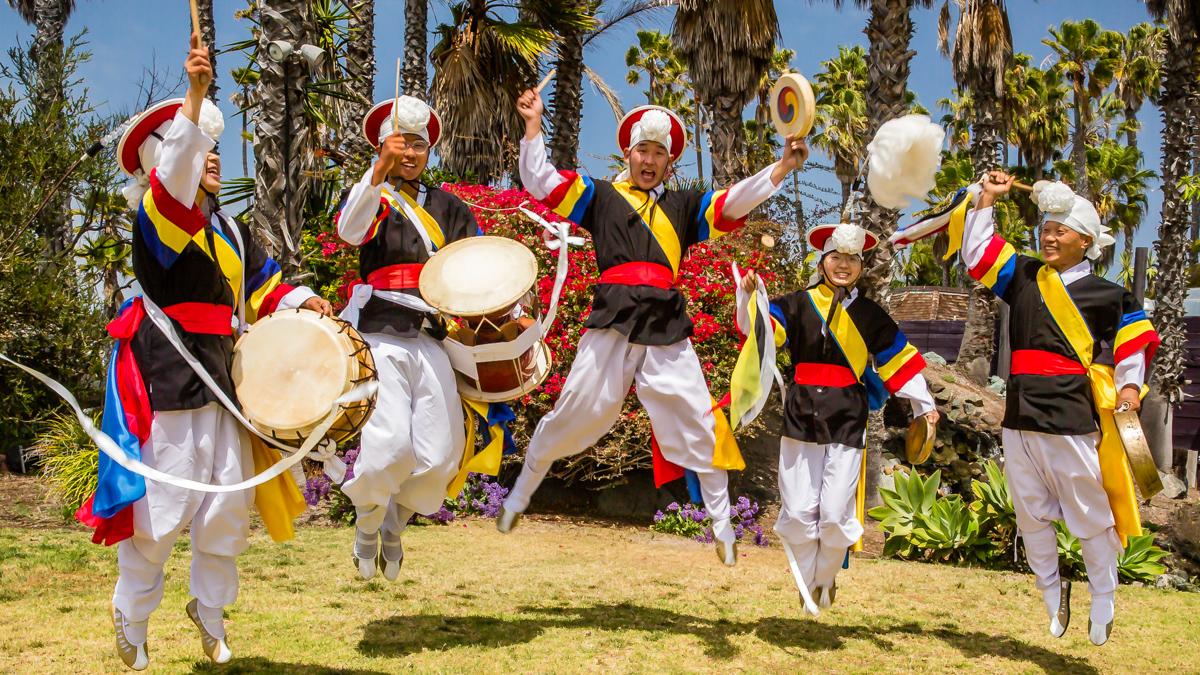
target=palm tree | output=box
[1145,0,1200,406]
[625,29,704,176]
[1110,23,1164,154]
[196,0,218,101]
[938,0,1012,377]
[672,0,778,186]
[810,45,869,211]
[403,0,428,96]
[430,1,559,183]
[252,0,318,273]
[1043,19,1121,199]
[343,0,376,175]
[937,87,974,152]
[1004,53,1069,243]
[1057,139,1154,273]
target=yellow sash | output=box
[249,437,308,542]
[447,399,507,498]
[613,181,682,276]
[710,399,745,471]
[1036,266,1140,544]
[941,191,976,261]
[383,188,446,250]
[805,284,869,378]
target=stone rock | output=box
[923,351,948,366]
[928,380,946,395]
[1160,471,1188,500]
[879,472,895,493]
[986,376,1006,396]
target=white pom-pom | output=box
[394,95,431,133]
[829,223,866,255]
[1036,181,1076,214]
[1030,179,1052,202]
[198,99,225,142]
[866,114,945,210]
[630,109,673,152]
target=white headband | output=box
[628,109,673,154]
[378,95,431,146]
[1032,180,1113,260]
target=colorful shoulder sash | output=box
[612,181,682,276]
[804,284,869,379]
[383,186,446,251]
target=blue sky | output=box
[0,0,1164,249]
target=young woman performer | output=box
[497,86,808,566]
[738,222,937,613]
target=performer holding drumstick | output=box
[102,31,330,670]
[497,84,808,567]
[334,90,480,582]
[937,171,1159,646]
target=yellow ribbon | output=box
[806,284,869,378]
[384,189,446,250]
[941,191,976,262]
[1036,266,1141,544]
[710,399,745,471]
[446,399,506,499]
[612,181,682,276]
[853,449,866,552]
[250,437,307,543]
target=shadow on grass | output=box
[191,657,388,674]
[359,602,1098,672]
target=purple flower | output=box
[667,502,680,512]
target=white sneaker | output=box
[1046,579,1071,639]
[715,538,737,567]
[185,599,232,664]
[353,528,379,580]
[496,506,522,534]
[112,606,149,671]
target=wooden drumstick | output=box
[535,68,557,94]
[392,57,401,131]
[189,0,201,37]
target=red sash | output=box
[365,263,424,290]
[1010,349,1087,376]
[793,363,859,388]
[598,262,674,289]
[163,302,234,335]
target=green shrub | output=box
[27,412,96,517]
[868,469,940,559]
[970,460,1017,558]
[909,495,995,565]
[1117,534,1168,584]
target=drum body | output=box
[232,309,377,444]
[420,236,553,402]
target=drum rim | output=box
[419,236,539,317]
[455,341,553,403]
[232,308,359,434]
[769,72,816,139]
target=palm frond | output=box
[584,65,625,121]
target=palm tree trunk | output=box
[1149,29,1198,406]
[860,0,923,510]
[402,0,428,97]
[694,92,705,183]
[839,180,852,213]
[195,0,218,102]
[548,11,585,168]
[1071,78,1089,196]
[30,0,71,257]
[708,95,745,187]
[956,92,1003,378]
[344,0,376,177]
[1125,105,1138,154]
[252,0,317,275]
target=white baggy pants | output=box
[774,438,863,589]
[504,328,732,539]
[1003,428,1121,604]
[341,331,464,534]
[112,403,252,622]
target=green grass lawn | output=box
[1,519,1197,674]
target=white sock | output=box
[711,517,735,544]
[505,461,549,513]
[1090,592,1114,625]
[196,603,225,640]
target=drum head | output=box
[232,310,356,435]
[420,236,538,317]
[769,73,816,139]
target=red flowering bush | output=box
[305,182,787,486]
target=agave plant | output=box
[910,494,994,565]
[970,459,1016,557]
[868,468,940,559]
[1117,534,1169,584]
